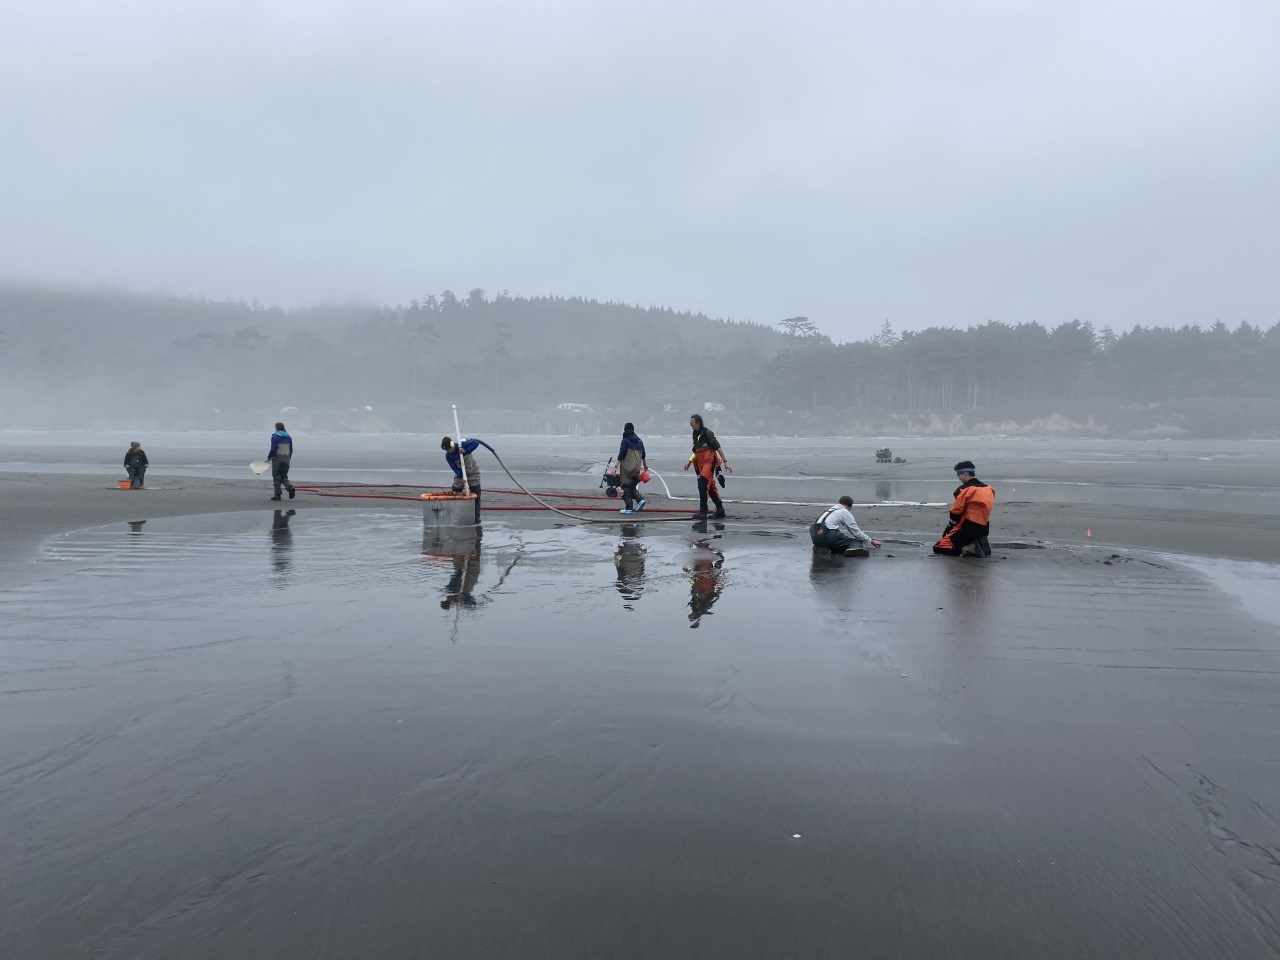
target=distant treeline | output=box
[1,284,1277,437]
[760,318,1280,437]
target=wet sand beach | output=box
[2,436,1279,958]
[1,468,1276,590]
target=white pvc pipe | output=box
[646,467,675,500]
[646,466,940,509]
[451,404,470,496]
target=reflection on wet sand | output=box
[684,530,725,628]
[270,508,295,576]
[808,549,866,594]
[614,523,646,608]
[423,529,484,612]
[422,528,531,640]
[941,553,992,640]
[8,512,1280,958]
[443,552,482,611]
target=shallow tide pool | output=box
[3,511,1279,959]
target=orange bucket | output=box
[117,480,133,489]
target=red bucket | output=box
[638,469,651,483]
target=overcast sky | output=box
[2,0,1278,341]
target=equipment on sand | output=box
[600,459,651,499]
[600,459,622,498]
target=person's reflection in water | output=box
[684,534,725,628]
[439,532,484,612]
[270,509,296,575]
[875,480,893,502]
[614,523,647,609]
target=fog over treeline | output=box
[2,284,1277,438]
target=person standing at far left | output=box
[267,422,296,501]
[123,441,149,489]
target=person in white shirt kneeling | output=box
[811,496,882,557]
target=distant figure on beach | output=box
[267,422,296,501]
[615,422,648,514]
[683,414,731,520]
[123,441,148,489]
[933,460,994,557]
[810,496,882,557]
[442,435,495,524]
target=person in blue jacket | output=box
[267,422,295,501]
[441,435,495,523]
[614,422,648,514]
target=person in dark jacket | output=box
[442,435,495,524]
[682,414,731,519]
[933,460,995,556]
[267,422,296,501]
[123,441,149,489]
[614,422,648,514]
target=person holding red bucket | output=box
[615,422,649,514]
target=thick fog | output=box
[1,286,1277,437]
[2,0,1279,338]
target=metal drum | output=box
[421,492,477,529]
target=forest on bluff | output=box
[2,285,1276,436]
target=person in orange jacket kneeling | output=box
[933,460,994,557]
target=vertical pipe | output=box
[451,404,470,496]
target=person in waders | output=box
[810,496,882,557]
[267,423,295,501]
[933,460,994,556]
[123,441,149,489]
[683,414,731,520]
[442,435,495,524]
[615,422,648,514]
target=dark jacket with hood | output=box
[616,431,646,480]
